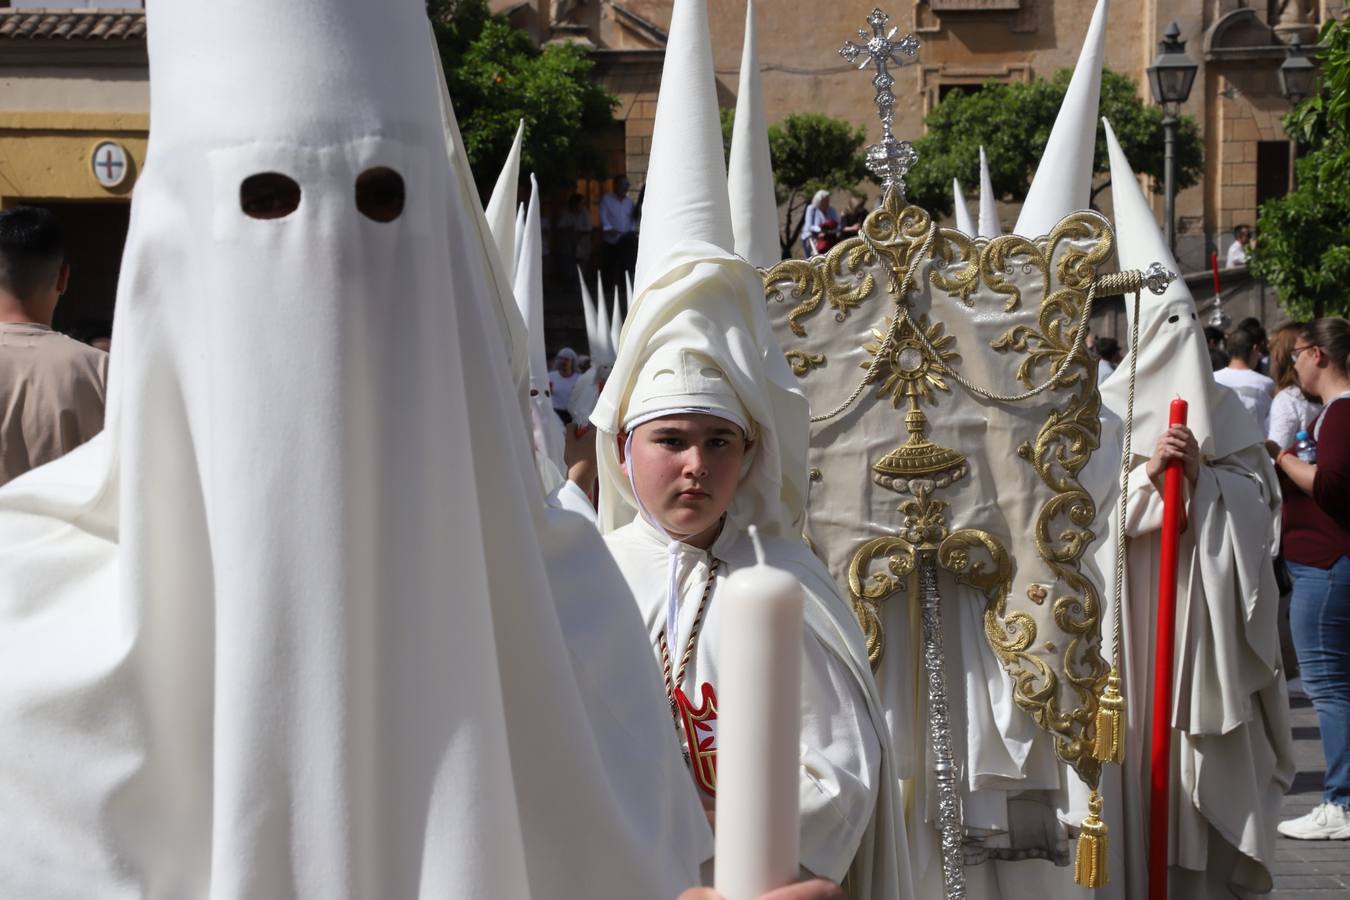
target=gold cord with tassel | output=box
[1093,669,1126,764]
[1074,790,1109,888]
[1077,276,1147,887]
[1092,279,1144,766]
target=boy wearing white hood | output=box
[591,241,915,899]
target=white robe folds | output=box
[1094,440,1295,899]
[607,517,913,898]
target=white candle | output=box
[714,526,803,900]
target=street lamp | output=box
[1279,35,1318,103]
[1147,22,1198,253]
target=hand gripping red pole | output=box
[1148,397,1188,900]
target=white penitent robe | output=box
[1092,441,1295,899]
[606,516,913,898]
[0,2,704,896]
[536,506,713,881]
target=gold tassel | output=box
[1093,668,1126,764]
[1074,791,1109,888]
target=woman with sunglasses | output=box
[1275,317,1350,840]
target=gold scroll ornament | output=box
[764,190,1113,789]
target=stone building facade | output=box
[500,0,1344,332]
[1,2,1342,338]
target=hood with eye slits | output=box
[1101,117,1262,461]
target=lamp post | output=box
[1279,35,1318,103]
[1147,22,1198,254]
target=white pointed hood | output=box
[512,201,527,276]
[485,119,524,287]
[952,177,975,234]
[728,0,779,269]
[1099,118,1261,461]
[432,46,528,391]
[579,265,600,358]
[610,286,625,361]
[1013,0,1109,237]
[568,268,615,424]
[515,175,550,394]
[0,1,702,896]
[514,175,567,475]
[633,0,734,294]
[977,145,1000,238]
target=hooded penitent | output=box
[727,0,780,270]
[0,1,703,896]
[591,0,914,896]
[1013,0,1109,238]
[1092,118,1293,899]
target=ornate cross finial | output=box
[839,8,920,196]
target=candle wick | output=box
[748,525,767,567]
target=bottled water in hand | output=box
[1294,431,1318,464]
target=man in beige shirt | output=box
[0,206,107,487]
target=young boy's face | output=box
[622,413,751,545]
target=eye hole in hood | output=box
[356,167,405,223]
[240,172,302,220]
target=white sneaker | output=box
[1278,802,1350,840]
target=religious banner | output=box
[763,13,1171,897]
[767,189,1119,773]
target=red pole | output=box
[1148,398,1188,900]
[1211,251,1221,300]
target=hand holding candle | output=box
[714,526,804,900]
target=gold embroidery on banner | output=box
[785,350,827,377]
[862,314,957,408]
[764,202,1114,786]
[928,226,980,307]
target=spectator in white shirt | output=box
[1214,325,1277,431]
[1268,322,1323,450]
[599,176,637,307]
[1225,223,1255,268]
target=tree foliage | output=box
[430,0,617,193]
[1249,19,1350,320]
[906,69,1203,217]
[767,114,871,256]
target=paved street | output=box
[1272,691,1350,897]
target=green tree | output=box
[767,113,872,257]
[905,69,1203,217]
[720,106,736,163]
[430,0,617,193]
[1250,19,1350,319]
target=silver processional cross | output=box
[840,10,969,900]
[838,8,920,196]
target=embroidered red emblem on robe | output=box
[675,682,718,797]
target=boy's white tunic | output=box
[606,516,882,882]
